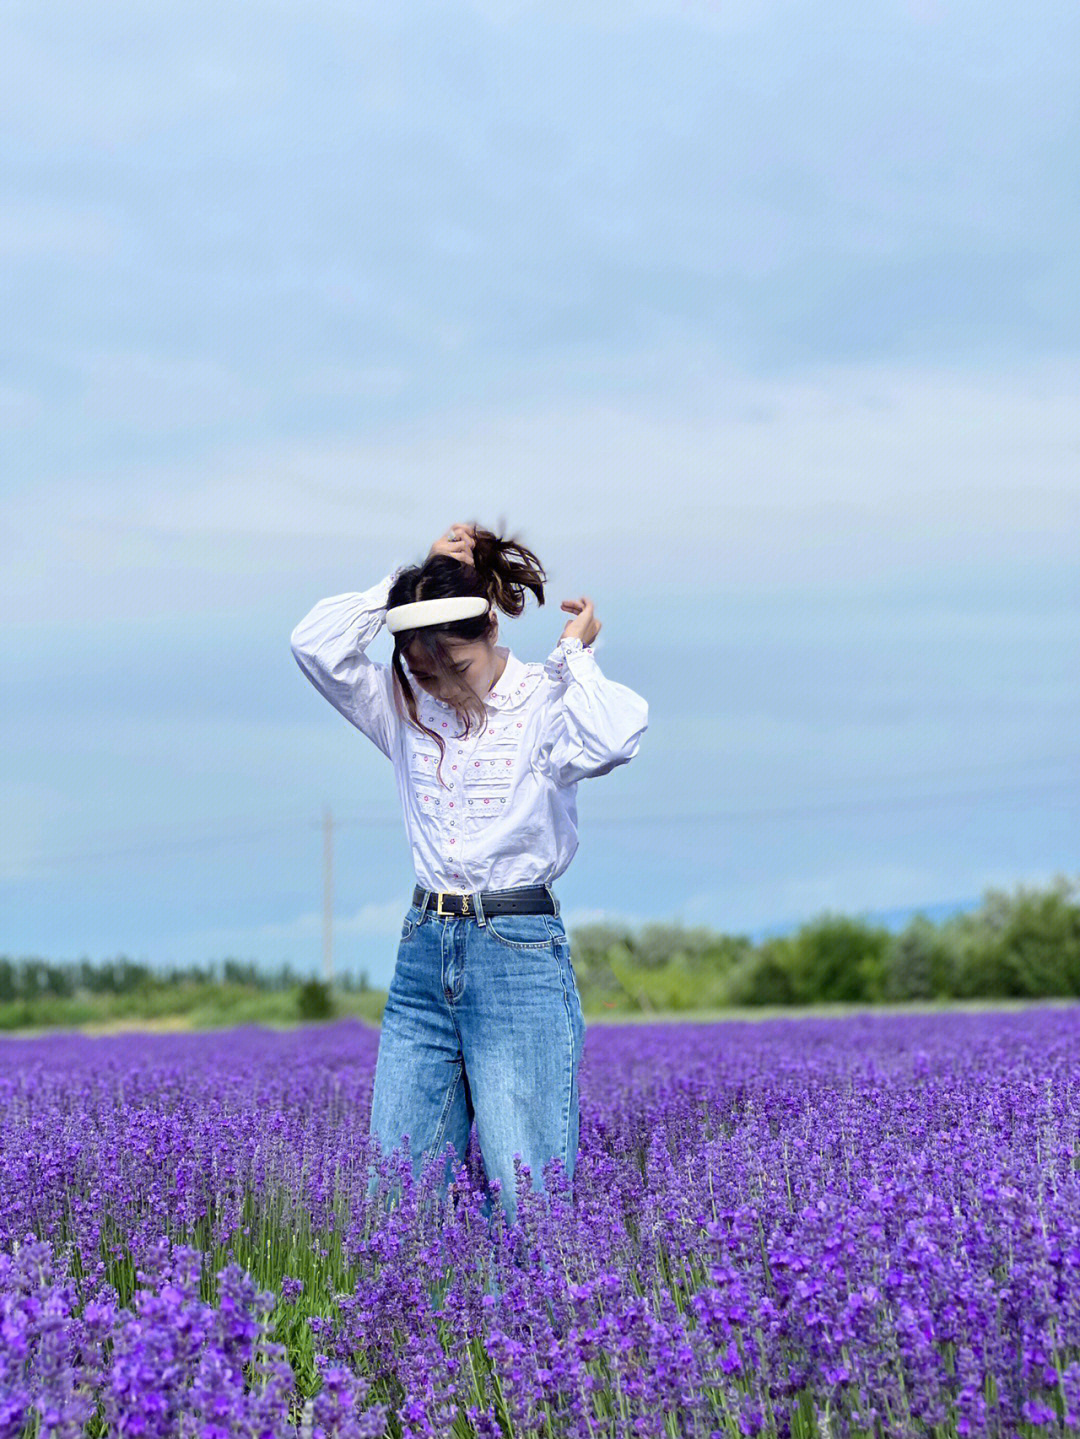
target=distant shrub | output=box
[995,876,1080,997]
[297,979,335,1021]
[631,922,749,976]
[6,872,1080,1020]
[726,942,799,1006]
[881,914,956,1001]
[786,914,892,1003]
[944,875,1080,999]
[570,923,635,988]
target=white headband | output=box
[385,595,490,635]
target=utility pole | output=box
[323,804,333,987]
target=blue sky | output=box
[3,0,1077,987]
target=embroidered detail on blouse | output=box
[543,636,596,685]
[293,581,645,892]
[464,725,517,816]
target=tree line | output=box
[2,872,1077,1013]
[568,872,1080,1011]
[0,955,372,1003]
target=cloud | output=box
[0,384,43,429]
[0,5,286,147]
[4,354,1077,628]
[681,861,955,934]
[5,0,1074,385]
[53,349,272,432]
[0,202,122,261]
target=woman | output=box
[289,521,648,1232]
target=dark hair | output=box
[388,522,546,786]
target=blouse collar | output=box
[427,647,540,715]
[485,647,527,705]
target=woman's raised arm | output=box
[290,568,406,759]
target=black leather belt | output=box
[411,883,557,917]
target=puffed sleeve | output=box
[290,569,405,760]
[535,636,649,787]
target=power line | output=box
[11,814,321,870]
[579,782,1078,825]
[332,774,1077,828]
[9,765,1078,874]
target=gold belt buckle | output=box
[436,890,470,915]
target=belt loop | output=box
[417,888,431,921]
[474,888,486,926]
[545,882,559,917]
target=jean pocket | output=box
[400,906,422,941]
[482,911,555,949]
[552,933,579,991]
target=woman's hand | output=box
[427,523,477,566]
[559,596,601,646]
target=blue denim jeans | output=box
[366,890,586,1232]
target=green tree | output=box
[882,914,957,1001]
[727,941,799,1006]
[297,978,335,1021]
[984,874,1080,997]
[788,913,891,1003]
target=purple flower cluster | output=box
[3,1007,1080,1437]
[0,1231,386,1437]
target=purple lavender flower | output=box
[3,1007,1080,1433]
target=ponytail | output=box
[469,523,547,616]
[387,522,547,776]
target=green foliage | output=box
[572,872,1080,1014]
[0,952,309,1004]
[4,872,1080,1030]
[880,914,956,1001]
[0,982,387,1034]
[567,923,753,1010]
[782,913,890,1004]
[938,875,1080,999]
[991,875,1080,996]
[296,979,335,1022]
[726,942,799,1007]
[563,923,634,988]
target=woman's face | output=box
[405,634,499,709]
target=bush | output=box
[569,923,635,988]
[998,875,1080,997]
[296,979,335,1021]
[941,875,1080,999]
[726,942,799,1006]
[787,913,892,1003]
[881,914,956,1001]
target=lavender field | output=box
[3,1007,1079,1439]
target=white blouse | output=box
[290,570,649,893]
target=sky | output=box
[3,0,1078,988]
